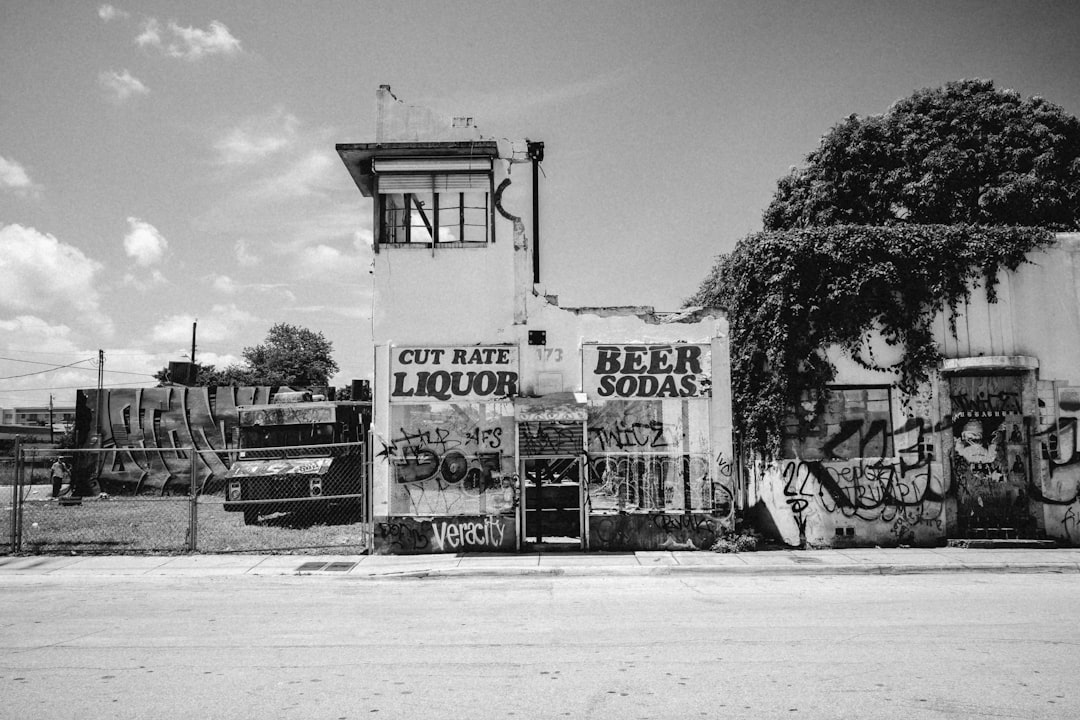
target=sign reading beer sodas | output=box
[583,344,711,398]
[391,346,519,402]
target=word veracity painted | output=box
[391,346,519,402]
[430,516,509,552]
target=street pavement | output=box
[2,545,1079,579]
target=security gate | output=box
[518,420,584,549]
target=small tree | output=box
[242,323,338,388]
[155,323,339,389]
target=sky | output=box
[2,0,1080,411]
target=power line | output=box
[0,356,156,379]
[0,357,96,381]
[0,355,95,368]
[0,380,159,395]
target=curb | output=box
[326,561,1080,580]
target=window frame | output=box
[372,157,495,251]
[781,384,894,461]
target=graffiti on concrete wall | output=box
[585,398,730,515]
[763,383,950,546]
[74,387,270,495]
[587,454,732,515]
[589,513,722,551]
[373,515,515,554]
[1033,386,1080,543]
[778,454,946,544]
[382,402,516,516]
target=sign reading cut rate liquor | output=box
[391,346,519,402]
[583,344,711,398]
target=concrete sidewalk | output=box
[2,546,1080,579]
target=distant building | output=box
[337,87,734,554]
[0,404,75,441]
[1,405,76,427]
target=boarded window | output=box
[781,386,893,460]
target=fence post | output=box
[10,437,20,553]
[365,429,374,555]
[189,447,197,552]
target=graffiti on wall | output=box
[764,383,948,546]
[779,455,945,544]
[947,375,1033,536]
[74,387,269,495]
[382,402,516,516]
[590,513,722,551]
[373,515,515,554]
[584,398,730,515]
[1032,386,1080,542]
[587,454,732,515]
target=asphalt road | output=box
[1,572,1077,719]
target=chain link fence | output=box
[1,440,371,556]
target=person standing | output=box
[50,457,66,499]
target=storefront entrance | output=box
[517,416,586,549]
[522,457,582,546]
[947,373,1036,539]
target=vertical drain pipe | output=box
[527,141,544,285]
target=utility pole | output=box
[48,394,54,443]
[95,349,104,442]
[191,319,197,365]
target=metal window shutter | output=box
[378,173,490,194]
[373,157,492,173]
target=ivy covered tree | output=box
[688,225,1053,456]
[764,79,1080,230]
[691,79,1079,457]
[155,323,339,389]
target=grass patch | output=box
[9,493,368,556]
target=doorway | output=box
[522,457,582,547]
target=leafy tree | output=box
[692,79,1079,456]
[155,323,339,389]
[241,323,338,388]
[153,362,252,386]
[764,79,1080,230]
[689,225,1052,456]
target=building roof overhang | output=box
[940,355,1039,375]
[335,141,500,197]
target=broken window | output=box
[781,385,893,460]
[374,157,493,248]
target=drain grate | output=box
[295,561,358,573]
[296,562,328,572]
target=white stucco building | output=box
[338,87,734,553]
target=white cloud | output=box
[215,109,298,165]
[0,224,110,333]
[212,275,236,294]
[123,217,168,265]
[135,18,162,48]
[296,244,344,277]
[235,238,259,266]
[138,18,242,61]
[150,305,258,345]
[121,268,168,291]
[98,4,129,21]
[0,316,79,350]
[248,150,337,200]
[99,69,149,101]
[0,154,38,194]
